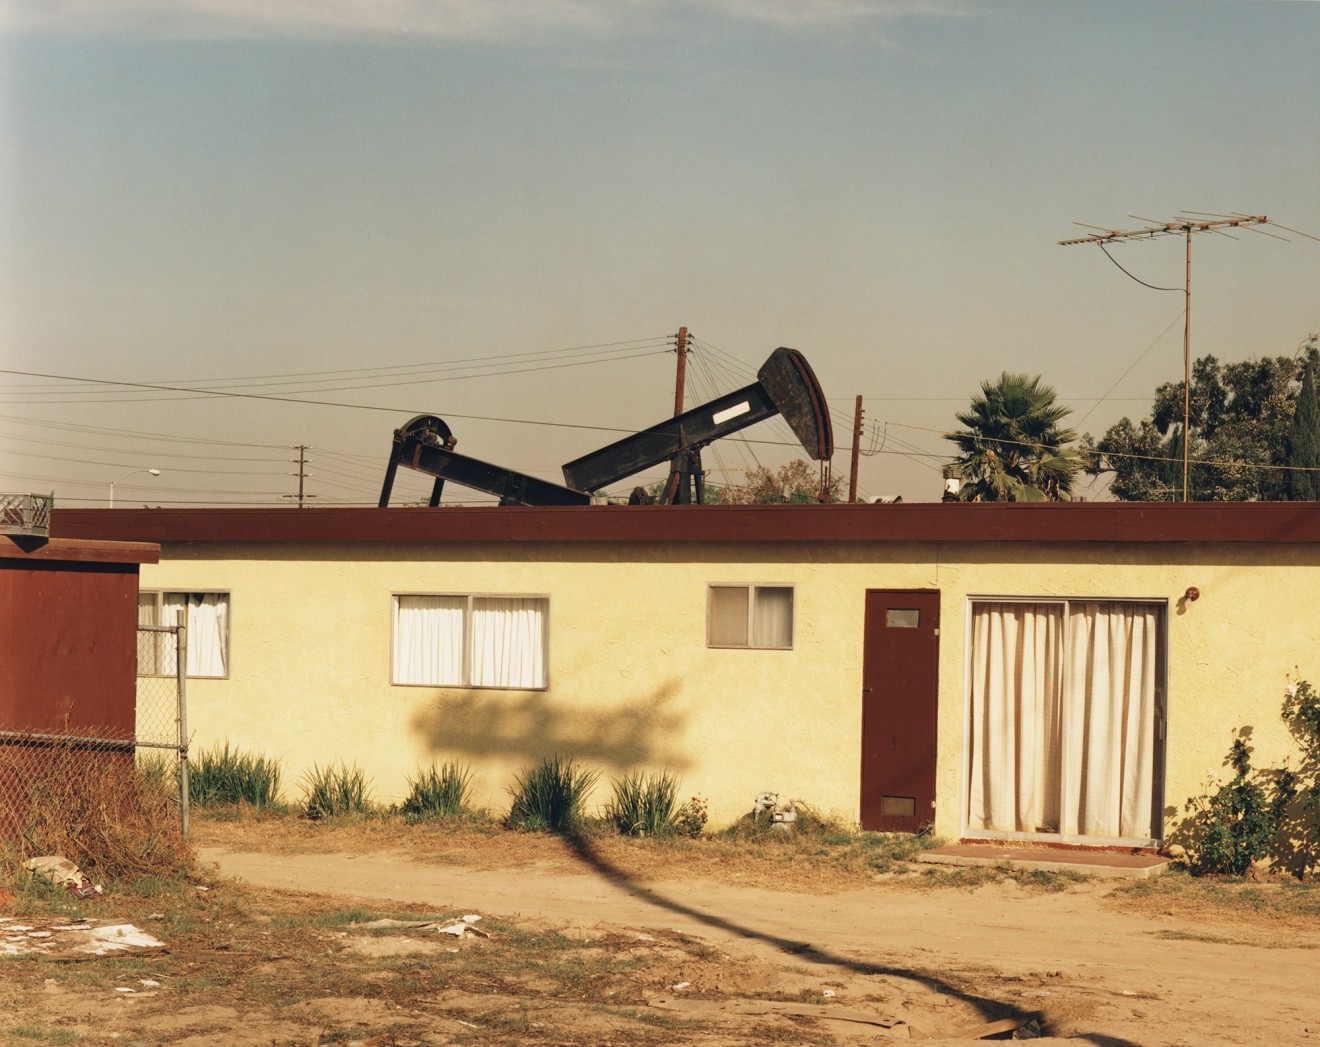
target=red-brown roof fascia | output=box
[49,503,1320,546]
[1,534,160,565]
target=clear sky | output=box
[1,0,1317,507]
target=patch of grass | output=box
[506,756,600,834]
[713,806,935,872]
[1108,867,1320,925]
[606,770,680,837]
[901,863,1091,892]
[400,761,473,821]
[189,741,283,810]
[300,761,374,819]
[7,1026,83,1044]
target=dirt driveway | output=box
[200,833,1320,1046]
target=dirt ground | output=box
[7,820,1320,1045]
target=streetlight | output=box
[108,468,160,508]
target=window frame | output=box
[705,583,795,651]
[960,594,1168,848]
[391,591,551,690]
[137,589,232,680]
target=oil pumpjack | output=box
[378,346,833,508]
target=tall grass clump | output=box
[606,770,680,837]
[401,761,473,821]
[136,752,179,797]
[189,741,282,809]
[506,756,599,833]
[301,761,374,819]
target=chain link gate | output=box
[136,617,191,836]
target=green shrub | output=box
[1176,676,1320,878]
[189,741,282,810]
[401,761,473,820]
[606,770,680,837]
[1183,735,1294,876]
[1272,679,1320,877]
[301,761,374,819]
[506,756,599,833]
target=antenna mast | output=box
[1060,213,1282,501]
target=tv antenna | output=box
[1060,212,1317,501]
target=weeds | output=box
[606,770,680,837]
[506,756,599,833]
[300,762,374,819]
[0,740,194,882]
[189,740,283,810]
[671,794,708,838]
[719,802,853,844]
[400,761,472,821]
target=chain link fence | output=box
[0,622,190,855]
[135,620,191,835]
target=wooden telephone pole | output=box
[848,395,863,503]
[1060,213,1287,501]
[673,326,688,416]
[284,444,315,508]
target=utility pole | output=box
[848,396,863,503]
[673,326,689,416]
[284,445,315,508]
[1060,213,1290,501]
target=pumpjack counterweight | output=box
[378,346,834,508]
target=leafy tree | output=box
[944,373,1082,502]
[1088,351,1318,501]
[1285,360,1320,501]
[639,479,731,504]
[726,459,845,504]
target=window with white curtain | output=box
[137,591,230,678]
[707,585,793,649]
[393,594,548,689]
[965,599,1165,843]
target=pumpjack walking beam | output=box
[561,346,833,502]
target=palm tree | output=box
[945,373,1082,502]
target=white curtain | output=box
[167,593,228,678]
[967,600,1159,840]
[752,587,794,648]
[471,597,546,689]
[1060,602,1158,837]
[137,593,164,674]
[967,603,1064,833]
[138,593,228,677]
[394,595,465,686]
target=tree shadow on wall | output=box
[409,676,692,772]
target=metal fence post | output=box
[175,610,191,838]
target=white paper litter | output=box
[0,918,165,958]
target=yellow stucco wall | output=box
[141,539,1318,840]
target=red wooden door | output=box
[860,590,940,833]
